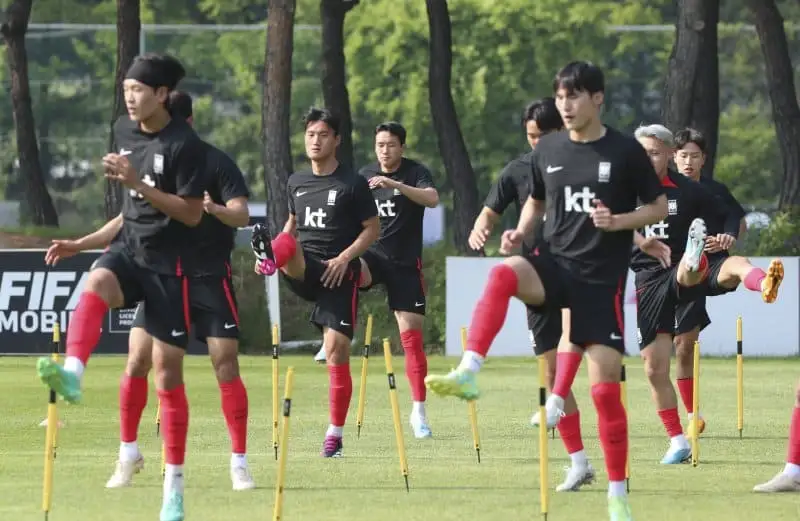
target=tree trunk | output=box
[1,0,59,227]
[425,0,480,254]
[662,0,719,179]
[106,0,140,218]
[319,0,357,172]
[262,0,295,236]
[749,0,800,210]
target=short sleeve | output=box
[352,175,378,223]
[174,137,207,198]
[530,149,546,201]
[414,165,435,189]
[216,153,250,202]
[485,163,519,213]
[627,140,663,204]
[286,178,296,216]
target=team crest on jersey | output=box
[153,153,164,174]
[327,190,337,206]
[598,162,611,183]
[668,199,678,216]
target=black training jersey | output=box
[484,151,542,252]
[288,165,377,260]
[630,171,724,272]
[360,158,435,266]
[698,177,745,238]
[530,127,664,284]
[187,144,250,277]
[112,116,207,274]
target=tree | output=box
[425,0,480,253]
[747,0,800,210]
[105,0,140,218]
[262,0,296,235]
[1,0,59,226]
[319,0,357,171]
[662,0,720,179]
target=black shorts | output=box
[281,251,361,340]
[634,268,681,349]
[527,308,562,356]
[130,274,240,343]
[93,248,190,348]
[674,295,711,336]
[360,250,427,315]
[524,247,626,353]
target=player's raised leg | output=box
[754,378,800,492]
[107,311,150,488]
[425,255,547,401]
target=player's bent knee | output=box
[84,268,124,308]
[151,340,185,390]
[208,337,240,382]
[395,310,423,331]
[642,342,671,382]
[126,327,153,378]
[501,256,545,307]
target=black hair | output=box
[552,61,605,95]
[167,90,193,120]
[674,128,707,154]
[303,107,340,135]
[374,121,407,145]
[522,97,563,133]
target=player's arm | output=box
[206,156,251,228]
[138,138,206,227]
[719,183,746,238]
[75,213,124,250]
[515,196,546,239]
[340,177,380,261]
[395,183,438,208]
[208,196,249,228]
[606,143,668,230]
[472,165,518,246]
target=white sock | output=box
[411,401,426,420]
[608,480,626,497]
[670,434,689,450]
[784,462,800,478]
[326,425,343,438]
[457,351,484,373]
[547,394,565,411]
[63,356,84,379]
[119,441,140,461]
[569,449,588,467]
[231,453,247,468]
[163,464,184,495]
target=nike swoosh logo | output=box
[171,330,185,337]
[224,323,236,329]
[610,333,622,340]
[296,191,307,197]
[546,165,563,174]
[119,148,132,156]
[340,321,350,326]
[415,302,424,307]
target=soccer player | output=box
[425,61,668,520]
[106,91,254,491]
[39,54,205,521]
[671,128,748,434]
[754,381,800,492]
[470,98,596,491]
[630,124,735,464]
[252,107,379,457]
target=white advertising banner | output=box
[446,256,799,358]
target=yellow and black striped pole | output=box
[736,316,744,438]
[42,323,61,520]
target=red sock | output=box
[552,352,582,399]
[788,406,800,465]
[271,232,297,268]
[219,377,249,454]
[158,385,189,465]
[66,291,109,364]
[592,382,628,482]
[698,253,708,274]
[466,264,518,357]
[743,267,767,292]
[557,411,585,455]
[400,329,427,401]
[658,407,683,438]
[119,375,148,443]
[328,364,353,428]
[676,378,693,413]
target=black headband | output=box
[125,59,177,90]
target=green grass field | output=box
[1,355,799,521]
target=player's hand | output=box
[704,235,724,254]
[640,236,672,269]
[102,154,140,189]
[708,233,736,252]
[321,255,351,288]
[45,239,81,266]
[590,199,617,230]
[468,227,490,251]
[500,229,522,255]
[203,191,221,214]
[368,176,398,190]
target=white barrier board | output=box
[446,256,799,358]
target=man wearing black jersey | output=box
[470,98,596,491]
[107,91,254,492]
[629,124,733,464]
[426,62,667,520]
[671,128,748,435]
[252,107,379,458]
[39,54,204,521]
